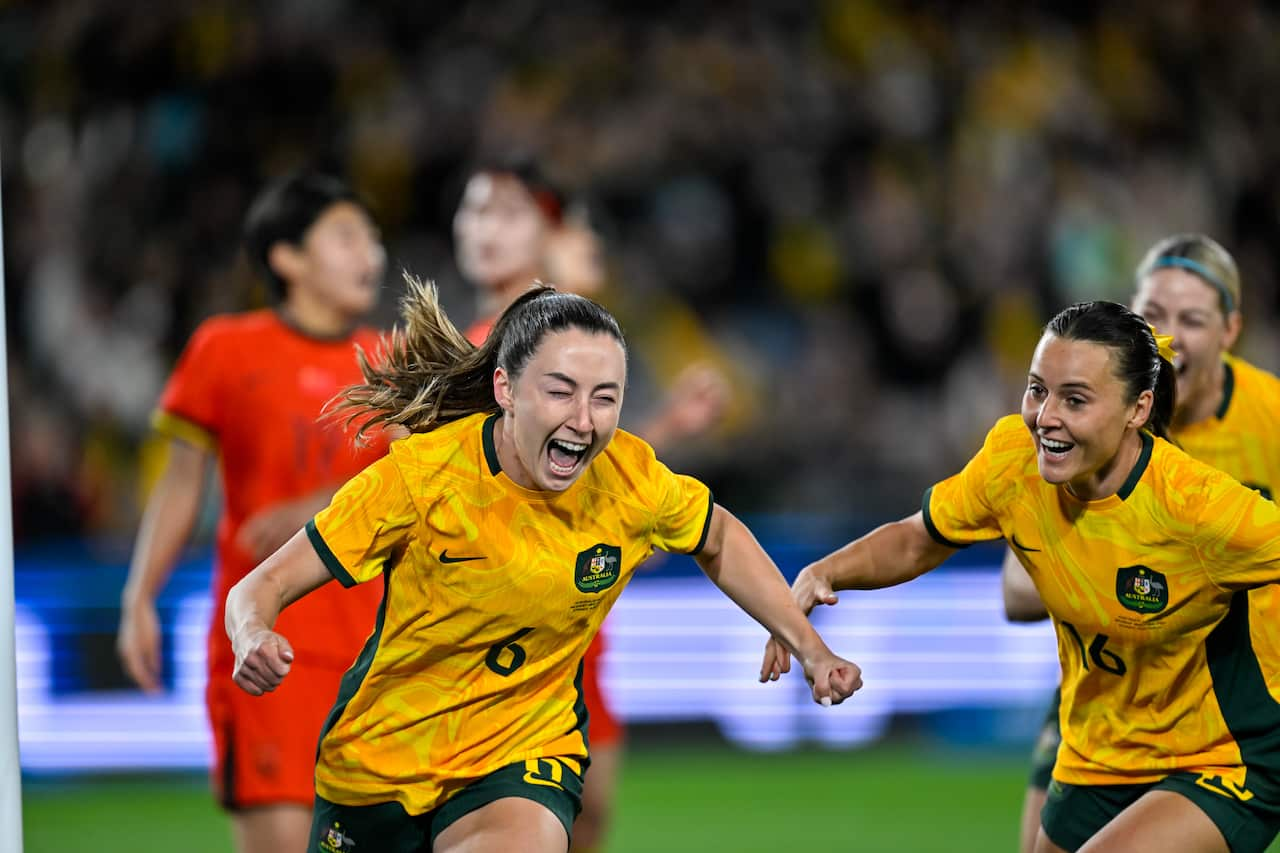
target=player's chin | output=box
[345,290,379,315]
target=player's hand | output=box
[759,564,841,683]
[759,635,791,683]
[237,500,312,561]
[791,564,840,615]
[232,629,295,696]
[117,598,164,693]
[801,650,863,707]
[661,362,732,439]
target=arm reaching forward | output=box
[694,504,862,706]
[760,511,957,682]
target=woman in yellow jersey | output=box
[454,157,732,853]
[1004,234,1280,853]
[764,300,1280,852]
[224,279,861,853]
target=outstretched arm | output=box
[118,439,212,692]
[694,504,862,706]
[803,512,954,596]
[761,512,956,681]
[1001,548,1049,622]
[225,528,335,695]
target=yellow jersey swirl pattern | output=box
[306,412,712,814]
[1174,355,1280,728]
[925,414,1280,786]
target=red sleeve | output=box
[155,318,229,445]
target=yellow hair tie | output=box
[1149,325,1177,364]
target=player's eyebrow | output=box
[1028,372,1094,392]
[544,371,622,393]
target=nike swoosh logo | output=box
[439,550,486,564]
[1011,535,1041,553]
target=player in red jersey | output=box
[117,173,389,853]
[453,158,729,851]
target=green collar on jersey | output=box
[1116,429,1154,501]
[482,413,502,475]
[1215,360,1235,420]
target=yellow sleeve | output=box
[922,419,1009,547]
[306,453,419,587]
[651,461,714,555]
[1194,468,1280,590]
[151,410,218,454]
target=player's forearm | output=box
[226,530,336,652]
[815,513,951,593]
[225,563,288,654]
[695,507,831,664]
[122,442,208,607]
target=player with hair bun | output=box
[1004,234,1280,853]
[771,300,1280,853]
[226,279,859,853]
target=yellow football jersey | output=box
[1175,355,1280,501]
[925,415,1280,787]
[305,412,713,814]
[1174,354,1280,716]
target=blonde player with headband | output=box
[225,280,859,853]
[1004,235,1280,853]
[767,300,1280,852]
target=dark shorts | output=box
[1028,686,1062,790]
[1042,770,1280,853]
[309,756,586,853]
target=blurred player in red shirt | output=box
[117,173,388,853]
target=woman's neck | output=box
[1172,360,1226,429]
[278,294,358,339]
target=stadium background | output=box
[7,2,1280,850]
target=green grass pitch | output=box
[22,737,1280,852]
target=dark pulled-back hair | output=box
[243,172,366,302]
[337,275,625,438]
[1045,301,1176,440]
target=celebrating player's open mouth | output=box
[1037,433,1074,466]
[546,435,591,480]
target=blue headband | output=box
[1149,255,1236,314]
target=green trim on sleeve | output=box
[920,486,970,549]
[1116,430,1154,501]
[151,410,217,453]
[482,413,502,475]
[306,519,357,588]
[690,491,715,556]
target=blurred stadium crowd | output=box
[5,0,1280,545]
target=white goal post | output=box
[0,144,25,852]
